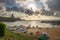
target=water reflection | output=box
[3,21,59,27]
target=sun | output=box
[27,3,37,12]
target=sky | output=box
[15,0,60,16]
[0,0,60,11]
[15,0,60,11]
[0,0,60,17]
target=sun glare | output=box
[27,3,37,11]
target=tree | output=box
[0,22,6,37]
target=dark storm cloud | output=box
[46,0,60,11]
[38,0,60,17]
[0,0,6,3]
[41,8,54,16]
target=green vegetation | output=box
[0,22,6,37]
[0,30,37,40]
[0,22,37,40]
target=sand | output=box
[27,27,60,40]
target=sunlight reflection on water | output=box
[3,21,59,27]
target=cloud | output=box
[1,0,60,11]
[34,0,44,9]
[46,0,60,11]
[0,0,6,3]
[1,0,60,16]
[38,0,60,17]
